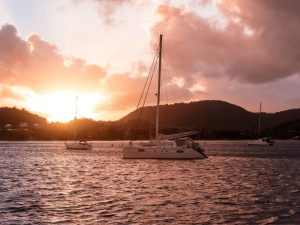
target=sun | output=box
[26,91,107,122]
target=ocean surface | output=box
[0,140,299,224]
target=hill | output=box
[118,100,300,132]
[1,101,300,140]
[0,107,47,127]
[267,118,300,139]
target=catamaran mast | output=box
[156,34,163,143]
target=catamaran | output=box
[123,35,207,159]
[65,96,92,150]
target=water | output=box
[0,140,299,224]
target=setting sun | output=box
[26,91,107,122]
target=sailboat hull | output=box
[247,138,274,146]
[65,143,92,150]
[123,146,206,159]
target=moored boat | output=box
[123,35,207,159]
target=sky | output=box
[1,0,300,122]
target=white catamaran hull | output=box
[123,146,206,159]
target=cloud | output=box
[100,73,147,110]
[0,24,30,81]
[0,24,106,93]
[73,0,133,25]
[151,1,300,85]
[99,69,198,112]
[0,23,159,114]
[0,85,24,100]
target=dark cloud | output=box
[151,1,300,85]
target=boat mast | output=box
[75,96,78,120]
[73,96,78,141]
[258,102,261,137]
[156,34,163,143]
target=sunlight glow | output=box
[189,83,206,93]
[172,77,185,88]
[26,91,107,122]
[244,26,254,36]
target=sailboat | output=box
[65,96,92,150]
[123,35,207,159]
[248,102,274,146]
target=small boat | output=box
[65,96,92,150]
[123,35,207,159]
[248,137,274,146]
[65,140,92,150]
[248,102,275,146]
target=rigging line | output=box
[124,47,159,139]
[136,47,160,110]
[131,55,158,139]
[130,53,159,139]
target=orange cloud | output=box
[100,74,147,110]
[0,86,24,100]
[0,25,30,82]
[0,24,106,93]
[98,69,197,112]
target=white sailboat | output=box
[248,102,274,146]
[65,140,92,150]
[123,35,207,159]
[65,96,92,150]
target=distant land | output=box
[1,100,300,140]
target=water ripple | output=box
[0,140,299,224]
